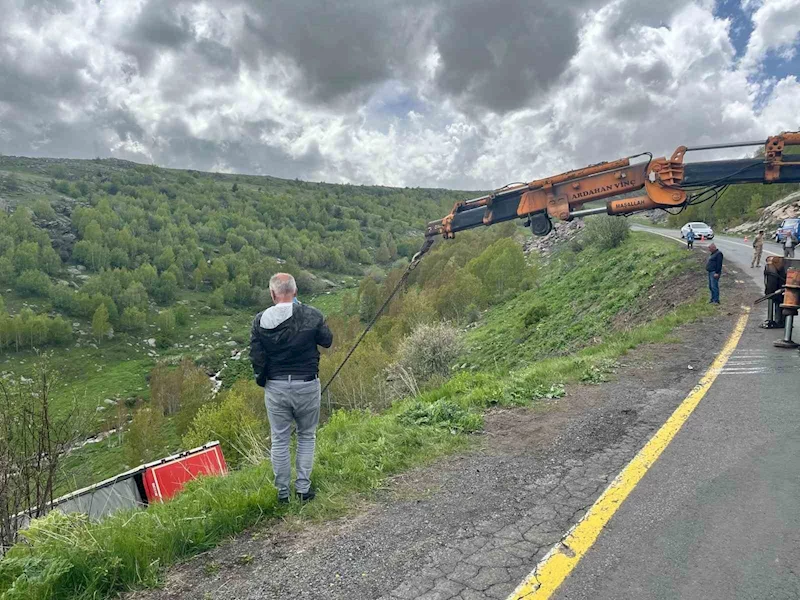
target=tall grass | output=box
[0,410,465,599]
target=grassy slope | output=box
[0,155,463,494]
[0,232,716,600]
[51,288,351,495]
[465,232,696,371]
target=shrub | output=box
[388,323,463,396]
[155,310,175,348]
[209,288,225,310]
[182,386,265,468]
[120,307,147,332]
[91,304,111,341]
[523,302,550,328]
[124,406,166,466]
[174,304,190,327]
[398,399,483,433]
[584,215,630,250]
[15,270,51,297]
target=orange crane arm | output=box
[424,132,800,241]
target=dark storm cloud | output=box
[232,0,598,113]
[118,2,195,75]
[432,0,586,114]
[237,0,408,105]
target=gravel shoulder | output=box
[129,273,755,600]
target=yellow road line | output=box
[507,308,751,600]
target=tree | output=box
[376,242,391,263]
[209,288,225,310]
[208,259,229,288]
[83,220,103,243]
[155,309,176,348]
[0,257,12,285]
[39,244,61,274]
[174,304,190,327]
[467,238,532,303]
[13,241,39,273]
[134,263,158,292]
[15,269,51,297]
[120,307,147,332]
[47,317,72,345]
[0,368,83,548]
[156,247,176,272]
[124,406,165,466]
[358,278,380,322]
[32,198,56,220]
[109,247,130,268]
[119,282,149,311]
[73,240,109,271]
[92,303,111,341]
[153,271,178,304]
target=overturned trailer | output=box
[21,441,227,527]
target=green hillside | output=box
[0,155,477,494]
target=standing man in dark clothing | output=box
[706,243,723,304]
[249,273,333,503]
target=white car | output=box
[680,222,714,240]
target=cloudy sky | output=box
[1,0,799,189]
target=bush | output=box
[182,386,265,468]
[15,270,51,297]
[155,310,175,348]
[389,322,463,389]
[398,399,483,433]
[124,406,166,466]
[523,302,550,328]
[174,304,190,327]
[120,307,147,332]
[584,216,630,250]
[209,288,225,310]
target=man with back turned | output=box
[249,273,333,503]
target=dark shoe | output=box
[278,496,290,504]
[296,488,316,502]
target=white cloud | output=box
[741,0,800,71]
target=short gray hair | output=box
[269,273,297,297]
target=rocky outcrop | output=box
[523,219,585,256]
[725,190,800,236]
[32,197,78,261]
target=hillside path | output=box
[131,240,758,600]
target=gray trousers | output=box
[264,378,321,498]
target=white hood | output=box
[260,303,293,329]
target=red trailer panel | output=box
[143,442,227,502]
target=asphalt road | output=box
[632,225,784,290]
[550,229,800,599]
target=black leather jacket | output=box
[706,250,723,274]
[249,303,333,386]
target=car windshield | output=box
[781,219,799,227]
[689,223,709,228]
